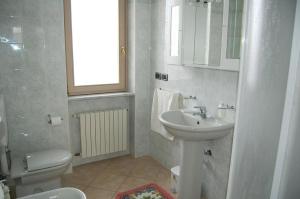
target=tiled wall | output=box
[0,0,151,161]
[149,1,239,199]
[128,0,152,157]
[0,0,70,157]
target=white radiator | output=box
[79,109,128,158]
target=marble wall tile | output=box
[0,0,147,163]
[0,0,22,18]
[128,0,152,157]
[128,0,136,93]
[0,0,70,157]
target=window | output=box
[64,0,127,95]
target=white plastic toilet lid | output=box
[25,149,72,172]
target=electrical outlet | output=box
[162,73,168,81]
[155,72,162,80]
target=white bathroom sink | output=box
[159,110,234,199]
[159,110,234,141]
[18,188,86,199]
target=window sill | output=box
[68,92,135,101]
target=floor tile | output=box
[61,181,87,192]
[62,160,110,186]
[90,173,127,191]
[134,156,161,167]
[84,187,115,199]
[130,164,159,181]
[63,155,174,199]
[108,155,136,166]
[103,162,135,176]
[130,163,170,182]
[62,166,97,186]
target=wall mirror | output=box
[166,0,244,71]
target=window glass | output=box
[71,0,120,86]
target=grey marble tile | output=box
[0,0,70,157]
[128,0,152,157]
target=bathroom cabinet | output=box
[166,0,244,71]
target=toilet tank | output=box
[0,95,10,175]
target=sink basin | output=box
[159,110,234,199]
[159,110,234,140]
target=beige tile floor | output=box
[62,155,177,199]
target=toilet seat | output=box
[11,149,72,179]
[25,149,71,172]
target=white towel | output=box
[0,182,9,199]
[151,88,182,141]
[0,183,3,199]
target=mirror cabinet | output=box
[166,0,244,71]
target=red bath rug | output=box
[115,183,175,199]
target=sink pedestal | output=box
[178,140,204,199]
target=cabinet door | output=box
[166,0,183,65]
[220,0,243,70]
[182,1,212,66]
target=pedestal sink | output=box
[159,110,234,199]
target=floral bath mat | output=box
[115,183,175,199]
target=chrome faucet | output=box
[193,106,207,119]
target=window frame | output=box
[64,0,128,96]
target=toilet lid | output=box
[25,149,72,172]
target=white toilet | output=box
[10,149,72,184]
[0,96,73,197]
[3,149,72,197]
